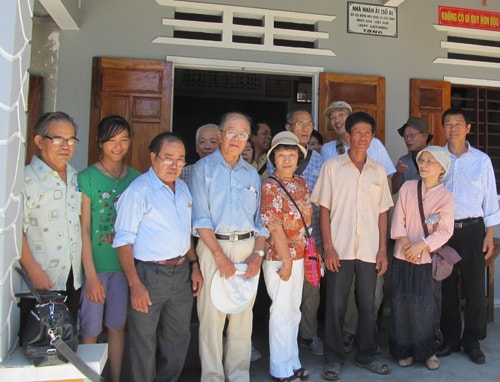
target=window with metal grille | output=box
[452,85,500,192]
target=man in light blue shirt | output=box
[113,132,202,382]
[190,112,268,382]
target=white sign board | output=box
[348,2,398,38]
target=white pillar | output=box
[0,0,33,362]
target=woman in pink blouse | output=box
[260,131,312,382]
[390,146,454,371]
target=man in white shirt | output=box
[437,107,500,365]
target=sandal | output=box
[271,375,301,382]
[322,362,341,381]
[355,360,391,375]
[398,356,414,367]
[425,355,440,370]
[293,367,309,381]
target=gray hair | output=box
[195,123,218,143]
[34,111,78,137]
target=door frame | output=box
[166,56,324,125]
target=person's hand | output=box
[323,246,340,272]
[375,249,389,275]
[130,281,151,313]
[85,274,105,303]
[214,251,236,279]
[403,241,426,265]
[396,160,409,174]
[483,232,495,262]
[277,260,292,281]
[26,267,54,291]
[190,265,203,297]
[244,253,262,278]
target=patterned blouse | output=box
[260,172,312,261]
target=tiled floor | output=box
[179,307,500,382]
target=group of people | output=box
[18,101,499,382]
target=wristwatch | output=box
[254,250,265,257]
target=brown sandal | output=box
[293,367,309,380]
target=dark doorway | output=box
[172,68,312,164]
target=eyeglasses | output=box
[157,156,186,167]
[417,158,439,166]
[222,130,249,140]
[290,121,314,130]
[403,132,422,140]
[43,135,79,146]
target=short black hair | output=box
[442,107,470,125]
[268,144,305,167]
[310,129,323,145]
[148,132,184,155]
[345,112,376,134]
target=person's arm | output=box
[20,233,53,290]
[80,193,105,303]
[117,244,151,313]
[483,226,495,261]
[267,223,293,281]
[320,206,340,272]
[245,235,265,279]
[186,237,203,296]
[375,210,389,275]
[391,160,409,194]
[197,228,236,279]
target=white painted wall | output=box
[0,0,33,363]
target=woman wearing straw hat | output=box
[260,131,312,382]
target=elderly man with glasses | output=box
[113,132,203,382]
[19,111,83,340]
[190,112,268,382]
[391,117,433,194]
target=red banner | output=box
[439,6,500,31]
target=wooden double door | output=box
[88,57,451,172]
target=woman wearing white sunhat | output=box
[390,146,455,371]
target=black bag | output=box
[16,267,104,382]
[22,299,78,366]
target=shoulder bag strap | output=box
[294,149,312,176]
[416,180,430,237]
[269,176,310,238]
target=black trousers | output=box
[440,219,487,350]
[323,259,378,365]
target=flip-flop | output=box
[322,363,341,381]
[355,360,391,375]
[293,367,309,381]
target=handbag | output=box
[269,176,323,286]
[15,267,104,382]
[416,180,461,281]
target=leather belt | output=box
[215,232,255,241]
[140,256,186,266]
[454,218,481,229]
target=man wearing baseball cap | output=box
[391,117,433,194]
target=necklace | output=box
[99,160,125,184]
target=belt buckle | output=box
[229,233,239,241]
[455,222,463,229]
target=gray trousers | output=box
[126,260,193,382]
[324,260,378,365]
